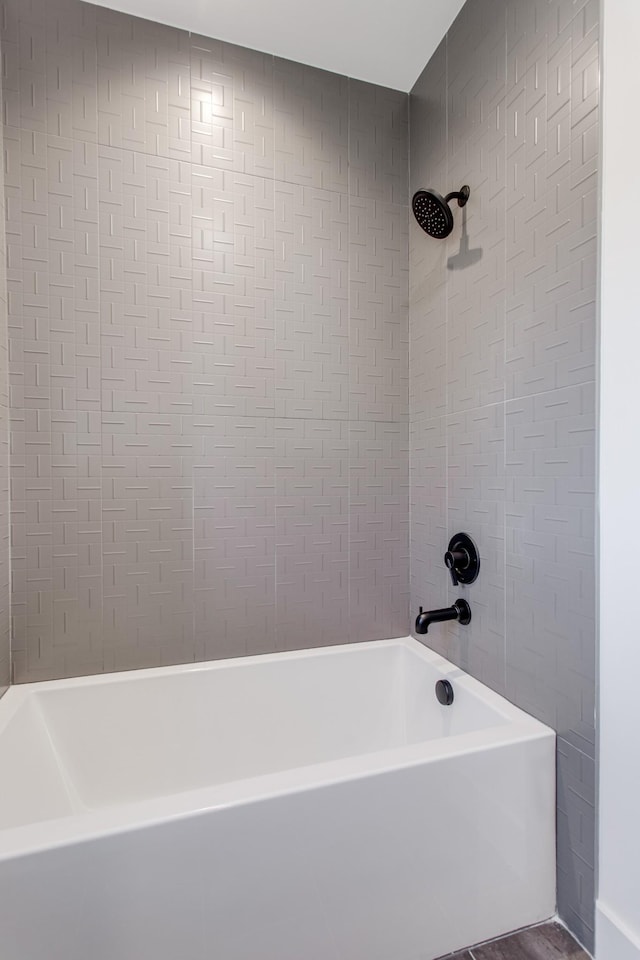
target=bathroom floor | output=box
[439,922,590,959]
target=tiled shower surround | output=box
[1,0,410,681]
[410,0,598,949]
[0,0,599,951]
[0,55,8,696]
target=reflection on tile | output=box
[3,0,410,681]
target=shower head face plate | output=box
[412,188,454,239]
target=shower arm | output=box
[444,186,471,208]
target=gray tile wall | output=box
[409,0,598,949]
[0,0,598,947]
[1,0,410,681]
[0,42,9,697]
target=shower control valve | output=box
[444,548,465,586]
[443,533,480,587]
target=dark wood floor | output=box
[438,922,590,960]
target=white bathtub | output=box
[0,637,555,960]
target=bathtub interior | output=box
[0,697,78,830]
[0,640,513,830]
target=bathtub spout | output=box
[415,599,471,634]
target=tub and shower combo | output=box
[0,636,555,960]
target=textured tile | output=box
[409,0,598,949]
[349,80,408,203]
[349,420,409,642]
[556,739,596,949]
[189,34,274,175]
[409,38,447,196]
[409,226,448,421]
[505,383,596,757]
[445,403,506,695]
[1,3,599,954]
[410,415,448,627]
[0,79,10,695]
[274,181,348,420]
[447,0,507,416]
[349,197,409,422]
[97,8,190,160]
[3,0,410,679]
[274,58,347,192]
[505,1,598,402]
[274,417,347,649]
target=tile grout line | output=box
[502,0,508,701]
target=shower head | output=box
[412,185,470,239]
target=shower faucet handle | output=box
[444,549,465,586]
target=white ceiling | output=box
[89,0,466,92]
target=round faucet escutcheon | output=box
[453,598,472,625]
[444,533,480,587]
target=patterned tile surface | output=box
[1,0,598,950]
[1,0,410,681]
[409,0,598,949]
[0,55,9,696]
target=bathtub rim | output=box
[0,636,555,862]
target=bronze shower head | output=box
[412,185,470,239]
